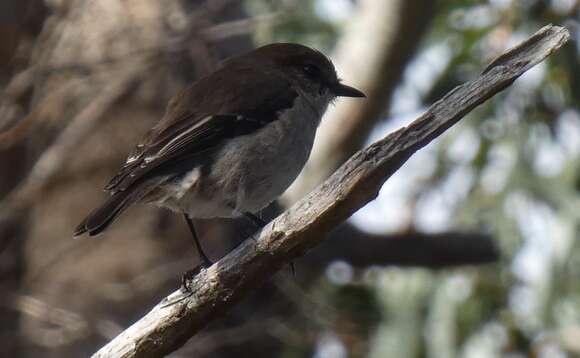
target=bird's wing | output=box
[104,69,298,193]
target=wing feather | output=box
[104,68,298,194]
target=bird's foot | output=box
[249,232,260,242]
[180,260,212,293]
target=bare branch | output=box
[201,14,282,42]
[92,25,570,358]
[304,227,498,270]
[0,72,135,221]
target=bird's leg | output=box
[242,212,295,276]
[243,212,267,228]
[181,214,212,291]
[241,212,266,242]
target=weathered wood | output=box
[93,25,570,358]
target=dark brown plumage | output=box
[74,43,364,239]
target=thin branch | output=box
[201,13,282,42]
[0,80,80,150]
[92,25,570,358]
[0,72,135,221]
[304,226,498,270]
[0,289,123,346]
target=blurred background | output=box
[0,0,579,357]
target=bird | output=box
[74,43,365,286]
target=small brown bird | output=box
[74,43,365,283]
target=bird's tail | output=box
[74,189,136,237]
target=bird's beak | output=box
[333,82,366,98]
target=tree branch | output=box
[304,226,498,270]
[0,73,135,219]
[92,25,570,358]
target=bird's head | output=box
[226,43,365,100]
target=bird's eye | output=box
[303,64,320,77]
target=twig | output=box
[0,289,123,346]
[92,25,570,358]
[0,72,135,222]
[0,80,81,150]
[304,228,498,270]
[201,13,282,42]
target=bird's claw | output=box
[180,260,212,292]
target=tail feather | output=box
[74,190,134,237]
